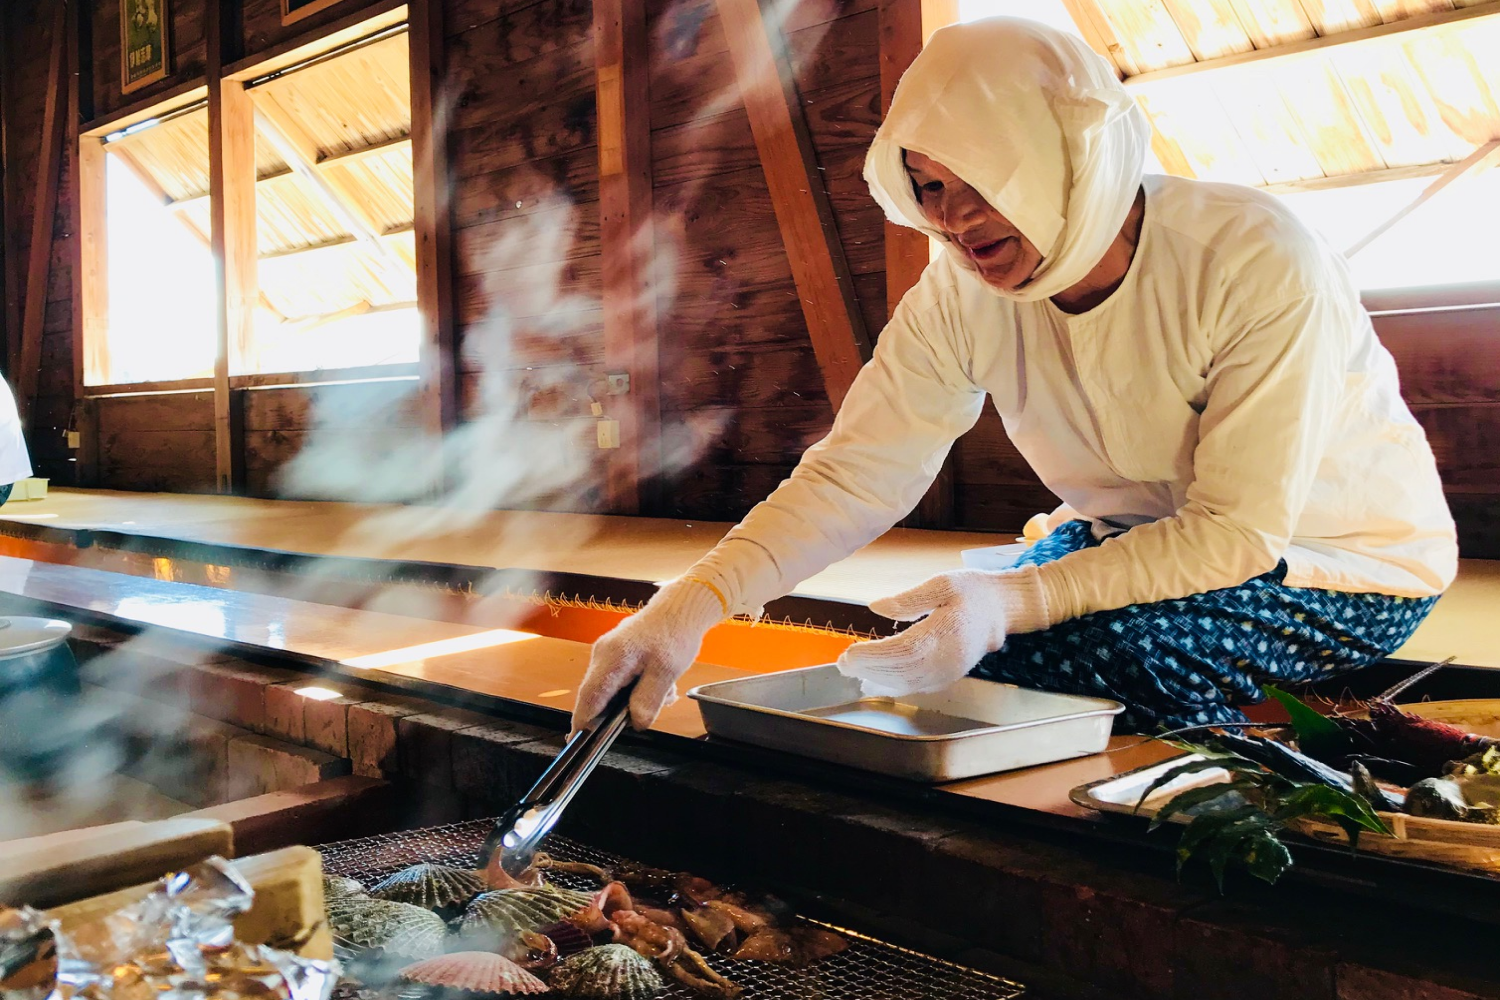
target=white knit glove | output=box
[572,577,727,732]
[836,565,1052,697]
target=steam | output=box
[0,0,844,840]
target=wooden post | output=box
[77,138,108,388]
[16,0,69,422]
[408,0,457,451]
[880,0,957,530]
[0,2,15,376]
[69,0,95,411]
[207,2,252,493]
[715,0,872,410]
[593,0,660,514]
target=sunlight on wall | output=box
[103,155,217,384]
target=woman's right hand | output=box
[571,578,727,732]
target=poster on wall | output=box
[120,0,170,95]
[282,0,347,26]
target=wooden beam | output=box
[249,92,408,273]
[68,0,93,422]
[16,0,69,422]
[1124,0,1500,87]
[1,1,16,375]
[594,0,660,515]
[318,133,412,167]
[78,138,110,388]
[166,167,296,212]
[715,0,872,410]
[408,0,458,450]
[1345,139,1500,259]
[1258,159,1450,195]
[880,0,957,530]
[208,0,255,494]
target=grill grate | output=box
[318,819,1024,1000]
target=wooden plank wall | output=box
[1,0,1497,558]
[648,0,885,519]
[95,391,217,491]
[445,0,610,513]
[91,0,207,118]
[3,0,76,485]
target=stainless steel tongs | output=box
[475,683,634,875]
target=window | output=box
[100,106,217,384]
[84,25,417,386]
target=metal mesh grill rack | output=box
[318,819,1025,1000]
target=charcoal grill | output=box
[318,819,1025,1000]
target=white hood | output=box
[863,16,1150,301]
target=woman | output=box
[574,17,1457,735]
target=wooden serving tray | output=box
[1070,752,1500,874]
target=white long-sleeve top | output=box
[694,174,1458,625]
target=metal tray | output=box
[687,664,1124,782]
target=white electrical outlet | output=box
[596,418,621,449]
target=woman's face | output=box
[904,150,1043,292]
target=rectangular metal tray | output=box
[687,664,1124,782]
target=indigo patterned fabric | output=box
[972,521,1439,733]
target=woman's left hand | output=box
[836,566,1051,696]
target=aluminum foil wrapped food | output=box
[1,857,337,1000]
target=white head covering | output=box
[863,16,1150,301]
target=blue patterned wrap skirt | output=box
[971,521,1439,733]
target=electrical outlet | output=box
[605,372,630,395]
[596,418,620,449]
[65,430,80,449]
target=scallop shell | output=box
[323,875,368,901]
[458,888,594,957]
[326,894,448,960]
[536,921,594,958]
[397,952,548,996]
[368,863,489,911]
[549,945,663,1000]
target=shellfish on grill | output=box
[325,894,448,960]
[368,863,488,915]
[548,944,664,999]
[457,887,594,958]
[396,951,548,996]
[322,875,367,901]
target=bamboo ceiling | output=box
[103,29,416,323]
[1080,0,1500,189]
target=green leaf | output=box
[1134,756,1264,814]
[1181,810,1277,889]
[1271,784,1392,850]
[1236,829,1294,885]
[1173,804,1268,875]
[1262,684,1351,760]
[1150,782,1251,830]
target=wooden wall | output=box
[2,0,75,485]
[1,0,1497,558]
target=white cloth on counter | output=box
[683,17,1457,629]
[0,378,33,486]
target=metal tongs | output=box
[476,683,635,875]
